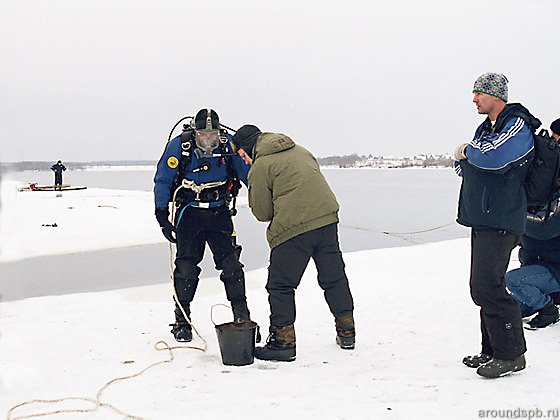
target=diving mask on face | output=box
[194,108,220,155]
[195,129,220,155]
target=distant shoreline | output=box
[1,154,454,172]
[3,164,453,173]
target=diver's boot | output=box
[170,305,192,342]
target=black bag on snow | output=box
[525,129,560,218]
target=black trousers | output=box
[267,223,354,327]
[469,229,526,360]
[173,206,247,316]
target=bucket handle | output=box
[210,303,232,327]
[210,303,261,343]
[210,303,252,325]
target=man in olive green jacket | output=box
[232,125,355,362]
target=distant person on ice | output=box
[50,160,66,191]
[153,109,254,343]
[232,125,355,362]
[454,72,540,378]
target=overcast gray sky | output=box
[1,0,559,162]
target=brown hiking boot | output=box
[335,312,355,350]
[254,325,296,362]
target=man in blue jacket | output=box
[454,72,540,378]
[153,109,252,342]
[505,198,560,329]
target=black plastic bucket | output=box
[215,320,258,366]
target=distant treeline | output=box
[0,161,157,172]
[318,154,365,167]
[316,154,454,168]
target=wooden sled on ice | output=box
[17,183,88,192]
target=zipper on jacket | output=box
[481,186,491,214]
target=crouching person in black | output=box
[505,199,560,329]
[153,109,252,342]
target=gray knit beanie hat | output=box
[473,72,509,102]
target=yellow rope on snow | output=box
[6,397,98,420]
[340,221,456,236]
[6,340,205,420]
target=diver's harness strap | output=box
[174,179,228,208]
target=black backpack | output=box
[525,129,560,220]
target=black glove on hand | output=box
[155,208,176,243]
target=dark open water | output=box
[1,168,468,301]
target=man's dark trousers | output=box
[267,223,354,327]
[470,228,526,360]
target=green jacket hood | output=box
[254,133,295,160]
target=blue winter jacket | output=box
[519,203,560,281]
[456,103,539,234]
[153,134,250,209]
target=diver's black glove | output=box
[155,208,176,243]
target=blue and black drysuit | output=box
[455,103,539,360]
[154,132,251,323]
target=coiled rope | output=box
[6,340,205,420]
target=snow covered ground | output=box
[0,180,247,262]
[1,182,559,420]
[0,180,162,262]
